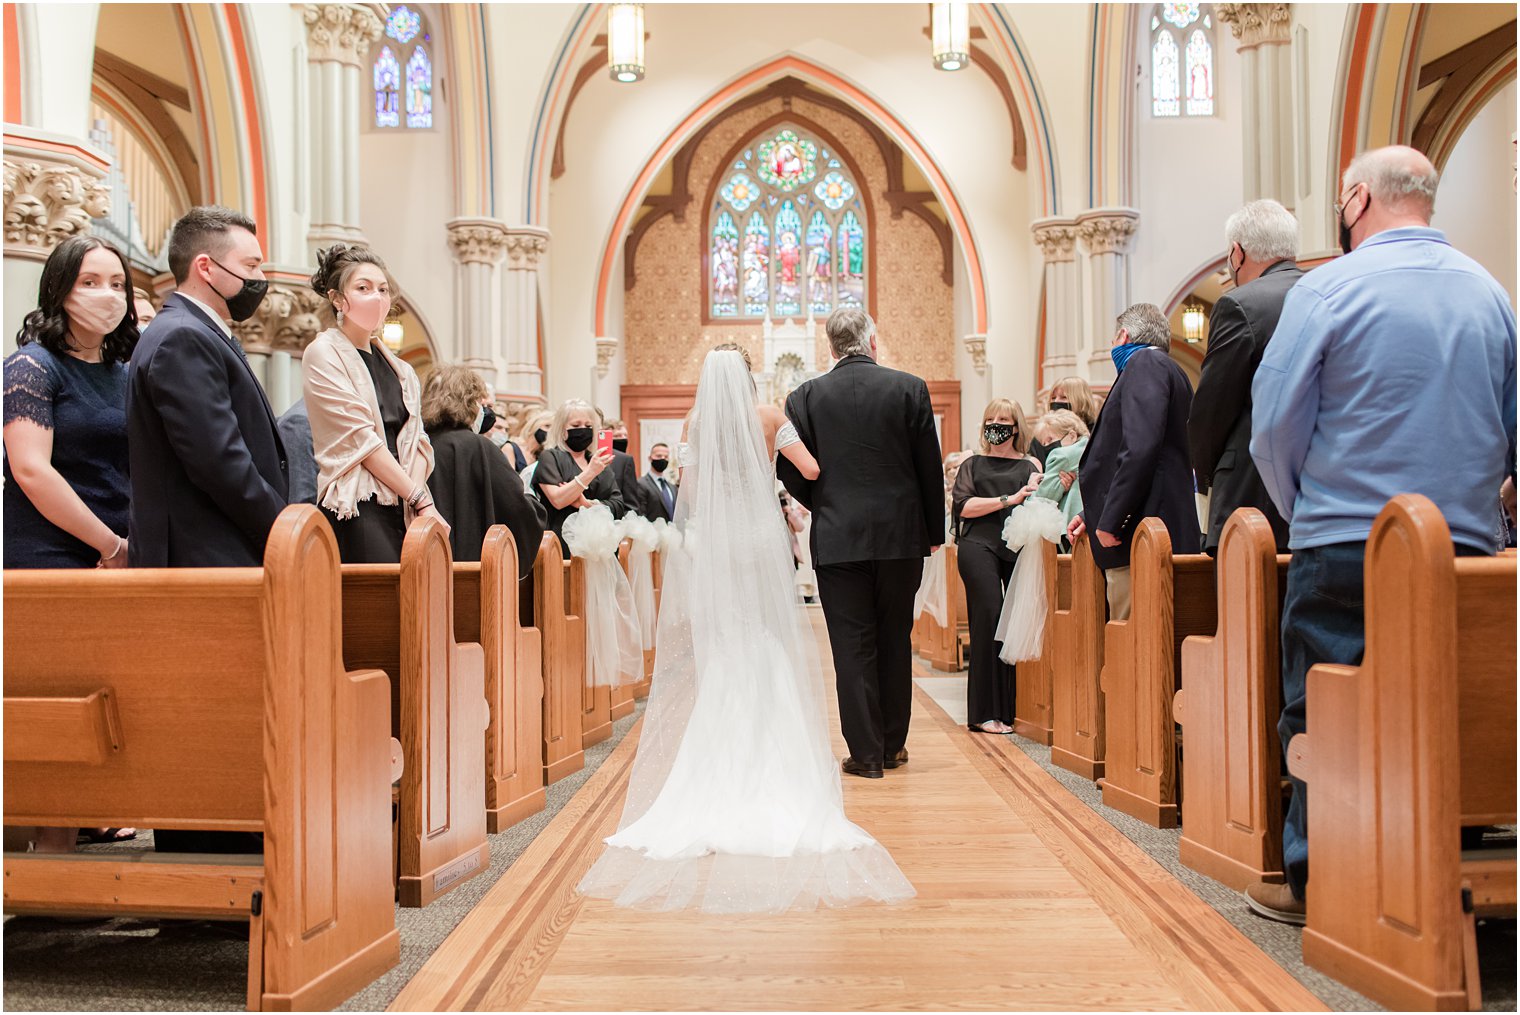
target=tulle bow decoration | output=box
[653,516,683,555]
[618,514,660,650]
[913,546,948,628]
[993,496,1068,665]
[562,505,643,687]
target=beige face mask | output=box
[64,288,128,337]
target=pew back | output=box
[1013,541,1063,744]
[535,534,586,783]
[1051,538,1106,780]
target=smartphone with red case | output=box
[596,429,615,456]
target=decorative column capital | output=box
[231,278,326,358]
[504,226,551,270]
[3,131,111,261]
[445,217,509,266]
[595,336,620,379]
[1030,217,1080,264]
[1214,3,1292,49]
[962,334,988,377]
[1075,207,1140,256]
[303,3,385,67]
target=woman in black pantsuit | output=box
[951,398,1041,734]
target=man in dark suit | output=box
[276,397,318,505]
[602,416,640,519]
[636,442,679,521]
[1188,200,1301,554]
[1068,303,1200,619]
[127,206,288,570]
[777,308,944,779]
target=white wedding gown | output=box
[576,350,914,913]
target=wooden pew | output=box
[453,525,546,834]
[1098,519,1217,827]
[1175,509,1290,890]
[534,534,586,782]
[573,552,615,747]
[340,517,489,908]
[3,506,399,1010]
[1013,542,1064,745]
[610,541,637,721]
[1288,495,1517,1011]
[929,544,967,671]
[1050,537,1107,780]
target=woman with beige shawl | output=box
[302,243,438,562]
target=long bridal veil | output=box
[577,350,914,913]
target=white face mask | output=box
[64,287,128,337]
[489,431,510,448]
[472,403,486,434]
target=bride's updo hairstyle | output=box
[710,341,753,371]
[309,242,396,325]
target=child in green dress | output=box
[1032,410,1090,543]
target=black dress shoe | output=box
[883,748,908,770]
[841,757,884,779]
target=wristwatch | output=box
[999,493,1011,507]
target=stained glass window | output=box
[1152,4,1215,118]
[708,126,866,319]
[374,46,401,128]
[372,7,432,130]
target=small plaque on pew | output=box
[4,689,123,765]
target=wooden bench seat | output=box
[1098,519,1217,827]
[1288,494,1517,1011]
[340,517,489,908]
[1013,542,1065,745]
[534,534,586,783]
[1175,508,1290,890]
[452,525,546,834]
[1051,538,1106,780]
[3,506,399,1010]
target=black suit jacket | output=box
[777,356,944,566]
[126,294,289,567]
[636,472,678,521]
[610,449,640,515]
[1078,346,1200,570]
[1187,260,1300,553]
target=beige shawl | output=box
[303,328,433,521]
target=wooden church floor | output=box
[393,615,1325,1012]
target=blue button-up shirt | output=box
[1251,226,1516,552]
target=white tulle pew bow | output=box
[562,505,643,688]
[617,513,660,651]
[993,496,1067,664]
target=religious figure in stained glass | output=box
[773,201,803,317]
[805,212,832,314]
[374,47,401,128]
[1152,29,1180,117]
[1161,3,1199,28]
[711,211,739,316]
[405,47,433,128]
[1153,3,1214,118]
[1185,29,1213,115]
[742,213,770,315]
[837,212,865,308]
[756,129,818,192]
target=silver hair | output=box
[825,307,876,359]
[1116,302,1171,352]
[1344,147,1440,216]
[1224,199,1299,262]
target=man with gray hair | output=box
[1067,303,1200,618]
[1246,145,1516,924]
[1187,198,1302,553]
[777,307,945,779]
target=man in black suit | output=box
[1188,200,1301,554]
[636,442,679,521]
[128,205,287,568]
[777,308,944,779]
[1068,303,1200,619]
[603,416,639,519]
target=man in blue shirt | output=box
[1245,145,1517,924]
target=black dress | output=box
[531,446,626,554]
[951,453,1039,728]
[323,347,408,564]
[2,345,130,569]
[426,425,546,574]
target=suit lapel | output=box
[165,294,283,442]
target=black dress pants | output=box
[957,539,1016,728]
[815,557,924,766]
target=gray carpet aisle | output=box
[1,706,643,1013]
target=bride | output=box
[577,347,915,914]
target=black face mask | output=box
[478,404,497,435]
[983,423,1015,447]
[209,258,269,322]
[1028,437,1051,460]
[1050,401,1072,413]
[1338,191,1368,256]
[612,437,629,454]
[533,428,548,446]
[650,458,669,474]
[565,426,595,453]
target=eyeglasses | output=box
[1333,182,1365,219]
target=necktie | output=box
[658,478,674,515]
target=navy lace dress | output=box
[2,344,130,569]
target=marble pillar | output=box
[1075,207,1140,386]
[1031,217,1081,389]
[1216,4,1295,207]
[303,3,383,248]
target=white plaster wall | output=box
[542,3,1041,412]
[1431,77,1517,306]
[243,3,309,269]
[1291,3,1354,255]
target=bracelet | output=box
[100,536,126,562]
[573,473,590,490]
[406,485,430,510]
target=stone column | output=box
[1030,217,1081,389]
[593,335,621,417]
[446,217,508,389]
[3,130,111,351]
[303,3,383,248]
[231,279,325,415]
[1216,3,1294,207]
[503,227,551,406]
[1075,207,1140,385]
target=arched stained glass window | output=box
[708,125,867,319]
[1151,3,1214,118]
[371,5,434,130]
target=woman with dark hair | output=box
[302,243,439,563]
[3,234,140,849]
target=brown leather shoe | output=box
[883,749,908,770]
[841,757,884,779]
[1243,881,1305,925]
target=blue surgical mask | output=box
[1111,342,1145,374]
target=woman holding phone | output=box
[530,398,627,552]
